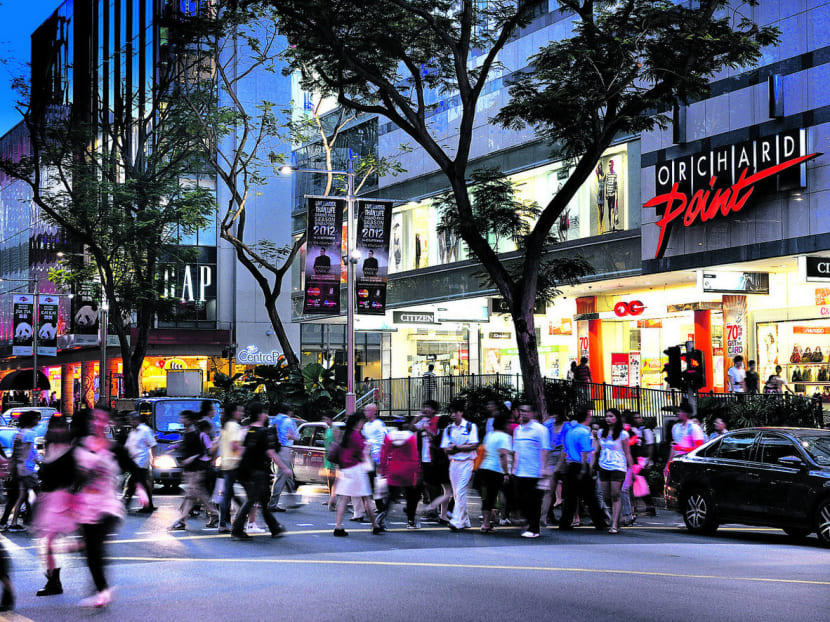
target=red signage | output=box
[645,153,817,259]
[614,300,645,317]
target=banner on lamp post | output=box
[12,294,34,356]
[355,199,393,315]
[37,294,59,356]
[303,198,345,315]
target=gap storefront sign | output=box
[645,129,818,259]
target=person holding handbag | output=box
[333,411,381,537]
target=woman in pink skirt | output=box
[332,411,380,537]
[32,416,76,597]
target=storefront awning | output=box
[0,369,51,391]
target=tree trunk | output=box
[265,294,299,368]
[513,308,547,418]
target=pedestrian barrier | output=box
[366,375,824,428]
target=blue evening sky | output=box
[0,2,57,136]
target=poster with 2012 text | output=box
[355,199,393,315]
[303,198,345,314]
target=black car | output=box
[665,427,830,547]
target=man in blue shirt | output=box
[559,409,607,531]
[269,406,300,512]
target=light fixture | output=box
[279,165,295,175]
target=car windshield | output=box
[153,401,218,432]
[798,435,830,466]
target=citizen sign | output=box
[802,256,830,282]
[236,345,283,365]
[393,311,436,324]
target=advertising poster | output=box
[355,199,393,315]
[577,320,590,360]
[303,198,345,314]
[37,294,59,356]
[628,351,641,387]
[12,294,34,356]
[723,295,747,385]
[71,292,100,346]
[611,353,629,386]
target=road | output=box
[0,487,827,622]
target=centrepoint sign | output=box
[645,129,818,258]
[236,345,284,365]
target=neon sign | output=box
[645,129,819,259]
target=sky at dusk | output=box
[0,1,57,136]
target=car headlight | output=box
[153,455,177,470]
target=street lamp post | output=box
[99,298,109,406]
[281,158,358,415]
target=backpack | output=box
[326,440,343,466]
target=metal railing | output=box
[367,375,825,429]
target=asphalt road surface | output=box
[1,487,827,622]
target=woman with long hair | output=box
[32,416,75,597]
[597,408,633,534]
[478,413,512,532]
[7,410,41,531]
[332,411,380,537]
[72,406,149,607]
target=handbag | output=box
[472,444,486,471]
[325,441,342,466]
[373,475,388,500]
[210,477,225,505]
[813,346,824,362]
[633,474,650,498]
[790,345,801,364]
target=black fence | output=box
[371,375,825,429]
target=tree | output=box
[175,5,405,369]
[0,32,214,398]
[265,0,777,414]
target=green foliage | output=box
[543,380,584,418]
[453,383,519,426]
[212,363,347,421]
[697,395,823,433]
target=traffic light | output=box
[682,348,707,390]
[663,346,683,389]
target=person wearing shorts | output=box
[597,408,632,534]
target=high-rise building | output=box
[0,0,298,412]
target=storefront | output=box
[388,142,638,275]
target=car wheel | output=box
[783,527,811,541]
[681,489,718,534]
[814,499,830,548]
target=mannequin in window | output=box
[605,159,619,232]
[595,162,605,235]
[414,233,421,269]
[392,222,401,269]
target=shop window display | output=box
[758,320,830,398]
[388,144,631,274]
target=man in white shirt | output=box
[512,402,551,538]
[440,399,479,531]
[125,412,157,513]
[727,355,746,393]
[669,402,705,460]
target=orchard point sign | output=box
[644,129,819,259]
[236,345,284,365]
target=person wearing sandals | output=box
[597,409,633,534]
[332,411,381,537]
[478,413,512,533]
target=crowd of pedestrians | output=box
[0,393,674,613]
[321,397,663,540]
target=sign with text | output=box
[393,311,437,325]
[12,294,34,356]
[304,198,345,314]
[355,199,393,315]
[37,294,59,356]
[700,271,769,294]
[645,128,818,258]
[491,297,546,315]
[801,256,830,282]
[723,295,747,367]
